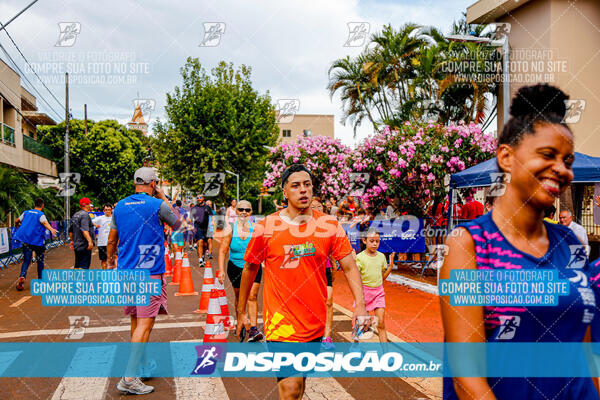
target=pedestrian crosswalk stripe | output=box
[51,377,111,400]
[9,296,32,307]
[51,345,116,400]
[304,377,354,399]
[333,314,350,321]
[0,321,206,339]
[170,340,229,399]
[333,303,441,400]
[0,351,21,376]
[174,377,229,400]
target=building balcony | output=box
[22,133,54,159]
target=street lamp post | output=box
[445,33,510,125]
[225,170,239,204]
[445,32,509,233]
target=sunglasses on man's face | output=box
[237,208,251,212]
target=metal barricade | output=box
[0,221,67,269]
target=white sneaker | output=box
[117,377,154,395]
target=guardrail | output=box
[22,133,54,159]
[0,221,67,269]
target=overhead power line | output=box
[2,29,65,112]
[0,40,62,121]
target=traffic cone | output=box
[164,243,173,277]
[169,250,183,285]
[214,279,234,331]
[175,253,198,296]
[194,262,215,313]
[203,289,228,343]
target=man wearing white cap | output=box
[108,167,180,395]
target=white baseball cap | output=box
[133,167,159,184]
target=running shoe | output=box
[16,277,25,291]
[116,377,154,395]
[199,257,205,267]
[247,327,264,342]
[321,336,335,350]
[137,359,157,381]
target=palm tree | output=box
[327,55,379,136]
[328,16,500,131]
[366,23,427,124]
[0,166,38,225]
[0,165,64,225]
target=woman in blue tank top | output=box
[441,84,599,399]
[217,200,264,342]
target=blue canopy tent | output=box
[447,152,600,230]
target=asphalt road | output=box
[0,243,439,400]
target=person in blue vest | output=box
[107,167,180,395]
[13,198,58,291]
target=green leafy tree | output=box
[0,165,63,224]
[37,119,148,206]
[153,58,279,201]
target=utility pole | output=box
[64,73,70,237]
[84,104,87,134]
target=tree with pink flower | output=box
[263,136,354,199]
[350,122,495,217]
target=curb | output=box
[386,274,439,295]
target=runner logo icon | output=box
[276,99,300,123]
[488,173,510,197]
[55,22,81,47]
[344,22,370,47]
[191,345,223,375]
[203,173,225,196]
[200,22,226,47]
[495,315,520,340]
[566,245,589,269]
[563,100,586,124]
[65,315,89,339]
[136,245,160,269]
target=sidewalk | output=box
[332,269,443,343]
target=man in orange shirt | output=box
[237,164,368,400]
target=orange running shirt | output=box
[244,209,353,342]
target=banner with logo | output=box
[0,342,599,378]
[89,212,103,236]
[10,227,21,249]
[0,227,9,254]
[344,218,426,254]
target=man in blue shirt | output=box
[190,195,214,265]
[13,198,57,291]
[107,167,179,395]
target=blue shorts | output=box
[171,231,184,246]
[194,229,208,242]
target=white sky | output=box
[0,0,475,147]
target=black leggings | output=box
[227,260,262,289]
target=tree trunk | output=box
[560,185,573,214]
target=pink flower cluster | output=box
[263,136,353,198]
[264,121,497,215]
